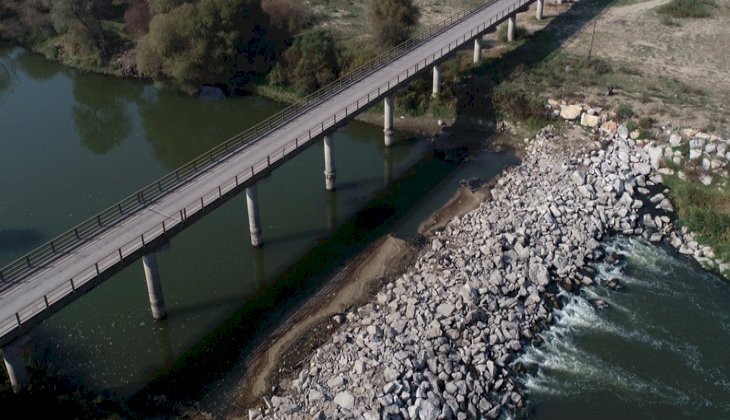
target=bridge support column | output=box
[432,65,441,98]
[323,135,336,191]
[143,253,166,320]
[2,345,28,393]
[507,14,516,42]
[536,0,544,20]
[473,39,482,65]
[384,95,395,147]
[246,186,263,247]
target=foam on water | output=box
[518,293,690,404]
[517,236,730,416]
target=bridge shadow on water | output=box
[128,0,614,413]
[128,138,478,413]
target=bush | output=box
[492,83,550,127]
[616,103,633,120]
[661,15,680,26]
[497,23,529,43]
[124,0,151,38]
[268,29,339,94]
[638,116,654,129]
[666,177,730,267]
[626,119,637,132]
[657,0,712,18]
[147,0,187,15]
[262,0,310,33]
[369,0,420,48]
[137,0,282,93]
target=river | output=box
[0,43,515,401]
[518,237,730,418]
[2,44,729,417]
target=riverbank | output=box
[236,100,726,417]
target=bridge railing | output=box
[0,0,516,289]
[0,0,532,339]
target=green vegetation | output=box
[497,23,530,43]
[492,82,551,129]
[267,29,339,94]
[136,0,285,93]
[368,0,420,48]
[617,102,634,120]
[656,0,713,18]
[665,176,730,275]
[661,15,681,26]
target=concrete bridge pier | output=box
[432,65,441,98]
[143,253,167,320]
[246,185,263,247]
[384,95,395,147]
[323,135,336,190]
[473,39,482,64]
[2,344,28,393]
[507,14,516,42]
[536,0,544,20]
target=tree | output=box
[269,30,338,94]
[124,0,150,38]
[368,0,420,48]
[147,0,188,15]
[51,0,114,59]
[136,0,282,93]
[262,0,311,33]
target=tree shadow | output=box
[72,74,142,155]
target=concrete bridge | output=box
[0,0,545,390]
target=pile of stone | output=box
[549,100,730,187]
[251,118,723,419]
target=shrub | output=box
[492,83,550,127]
[661,15,680,26]
[268,30,339,94]
[638,116,654,129]
[616,103,633,120]
[626,119,637,132]
[262,0,310,33]
[657,0,712,18]
[369,0,420,48]
[497,23,529,43]
[147,0,187,15]
[124,0,151,38]
[666,177,730,264]
[137,0,281,93]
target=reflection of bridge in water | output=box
[0,0,544,390]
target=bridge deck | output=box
[0,0,532,345]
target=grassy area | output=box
[656,0,714,18]
[497,23,530,42]
[664,176,730,275]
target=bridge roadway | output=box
[0,0,537,357]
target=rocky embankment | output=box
[250,112,718,419]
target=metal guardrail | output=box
[0,0,531,340]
